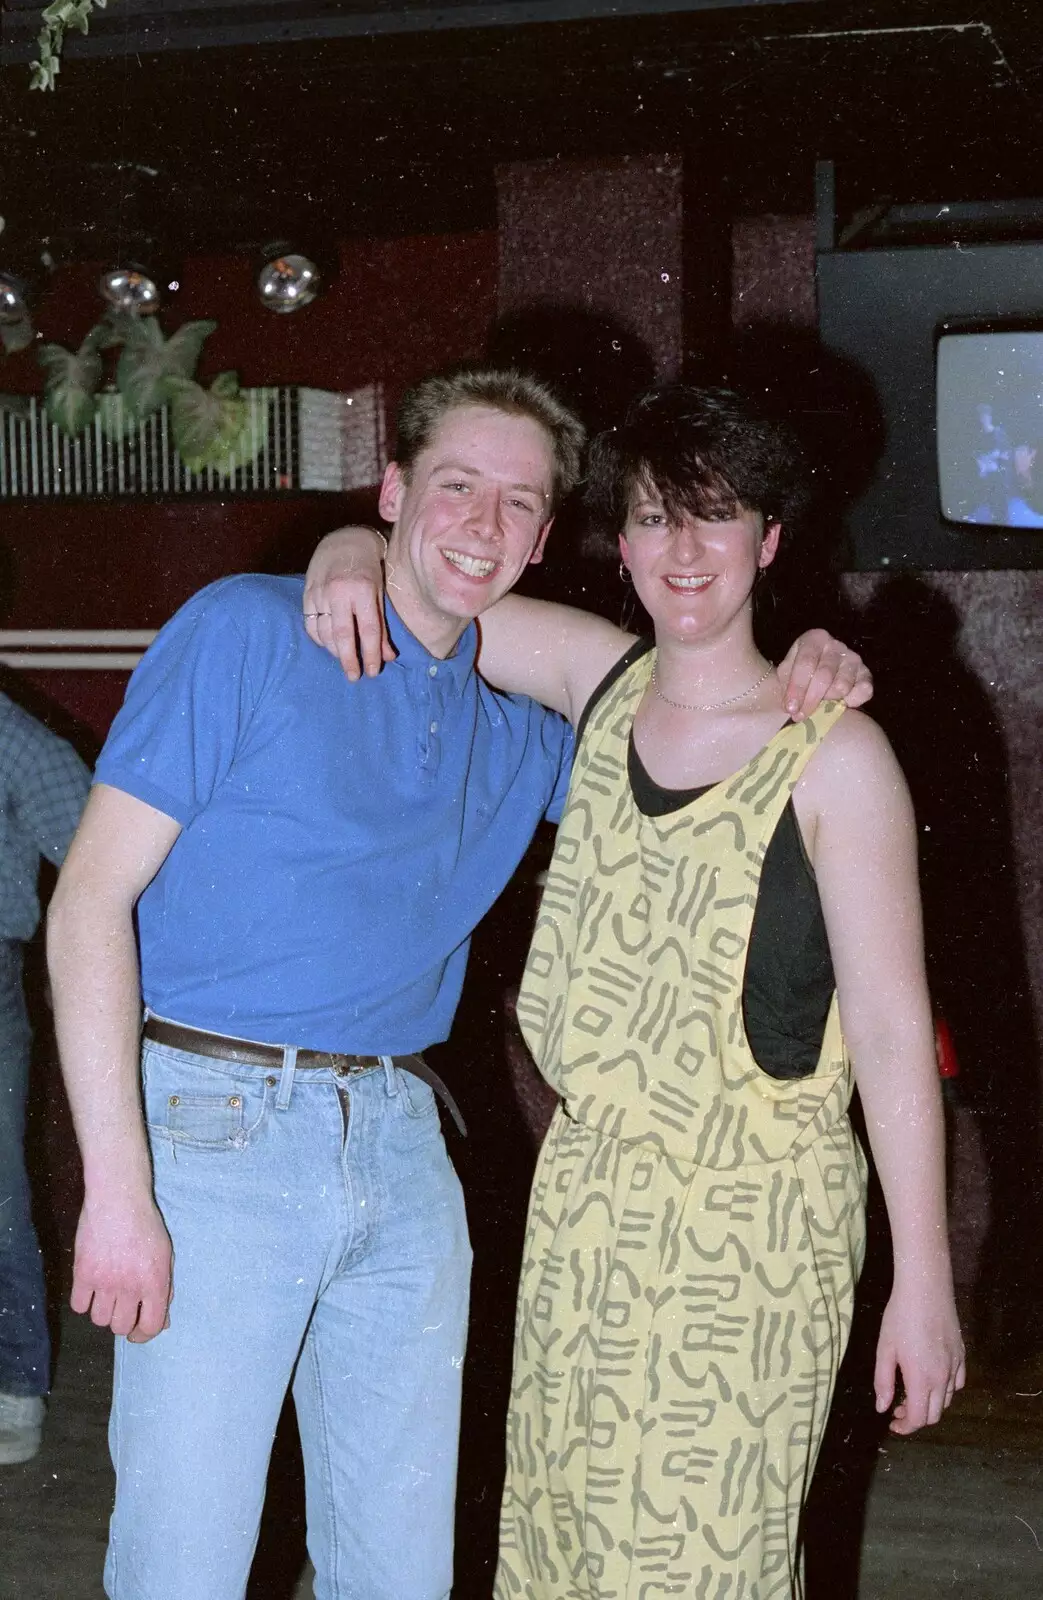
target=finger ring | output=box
[303,611,331,619]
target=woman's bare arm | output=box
[797,711,965,1434]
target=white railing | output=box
[0,384,384,500]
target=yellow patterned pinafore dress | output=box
[495,655,868,1600]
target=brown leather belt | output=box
[142,1017,466,1136]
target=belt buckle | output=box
[331,1053,368,1078]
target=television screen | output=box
[938,330,1043,528]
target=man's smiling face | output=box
[379,403,555,656]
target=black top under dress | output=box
[579,640,834,1080]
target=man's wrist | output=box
[81,1142,154,1200]
[350,527,388,561]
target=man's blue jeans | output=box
[0,939,49,1399]
[105,1037,471,1600]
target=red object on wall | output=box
[935,1014,960,1080]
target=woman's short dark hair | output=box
[584,384,810,556]
[395,366,586,507]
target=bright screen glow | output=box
[938,332,1043,528]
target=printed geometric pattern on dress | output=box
[516,665,851,1168]
[497,667,866,1600]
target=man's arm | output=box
[303,528,874,722]
[47,784,182,1342]
[302,528,632,717]
[477,595,638,723]
[302,527,396,683]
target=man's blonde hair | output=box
[395,367,586,507]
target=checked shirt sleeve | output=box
[6,710,91,867]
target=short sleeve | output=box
[94,580,259,826]
[543,720,575,825]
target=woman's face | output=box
[618,480,780,645]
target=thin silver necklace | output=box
[650,661,774,713]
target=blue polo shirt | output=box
[94,575,573,1053]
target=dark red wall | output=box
[3,230,499,740]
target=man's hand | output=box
[777,629,872,720]
[303,527,395,681]
[71,1192,173,1343]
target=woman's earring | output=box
[618,561,636,629]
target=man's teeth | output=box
[444,550,497,577]
[666,575,713,590]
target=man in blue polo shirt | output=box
[47,369,585,1600]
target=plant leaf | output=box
[166,371,262,474]
[30,25,60,91]
[209,371,241,400]
[95,391,135,441]
[30,5,103,89]
[0,315,34,355]
[37,332,103,434]
[94,308,135,350]
[29,60,58,92]
[115,317,217,421]
[165,319,220,376]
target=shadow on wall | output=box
[727,329,1043,1351]
[855,575,1043,1360]
[719,333,1040,1594]
[487,302,656,438]
[805,573,1043,1600]
[723,321,889,657]
[486,303,657,619]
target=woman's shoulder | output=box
[798,707,906,809]
[816,705,894,756]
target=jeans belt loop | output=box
[380,1054,396,1095]
[277,1043,298,1110]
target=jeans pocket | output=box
[396,1067,438,1122]
[142,1046,269,1152]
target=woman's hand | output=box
[302,527,396,681]
[875,1280,966,1435]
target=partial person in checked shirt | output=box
[0,691,90,1465]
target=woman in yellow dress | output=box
[494,386,965,1600]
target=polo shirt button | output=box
[428,665,438,677]
[429,721,439,734]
